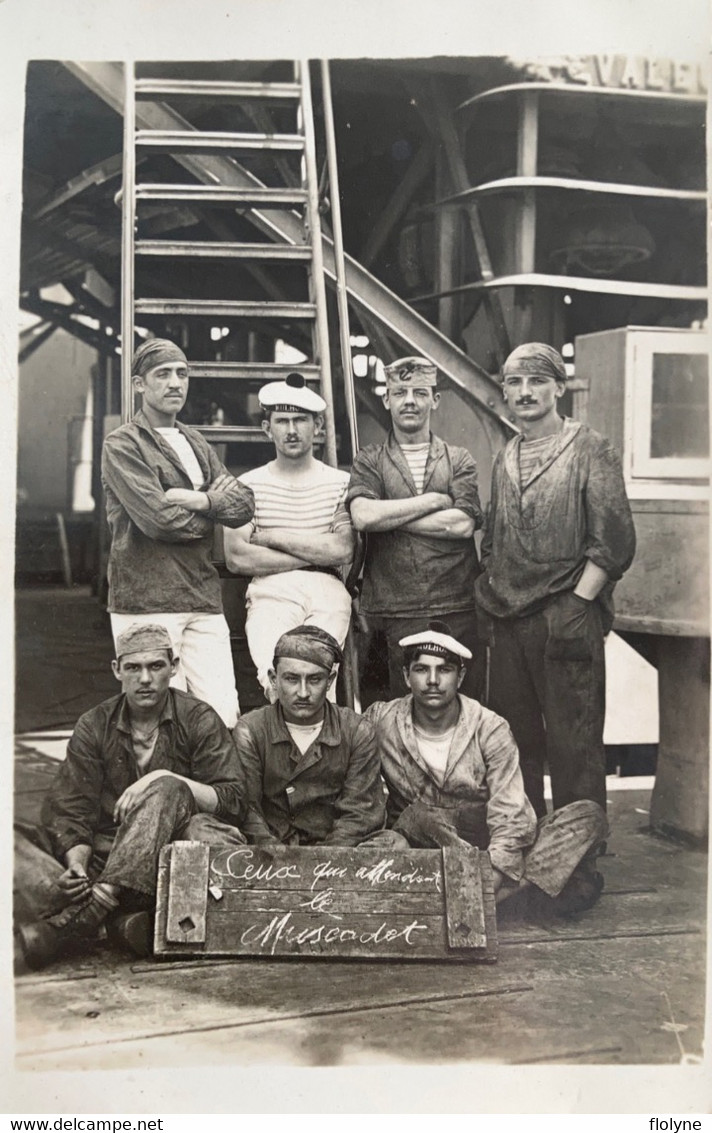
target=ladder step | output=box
[135,130,304,154]
[194,426,274,443]
[135,299,317,318]
[135,79,302,102]
[136,184,308,207]
[196,426,325,445]
[188,362,320,380]
[136,240,312,260]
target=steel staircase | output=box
[120,60,339,465]
[66,59,513,458]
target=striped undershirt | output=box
[239,460,351,534]
[519,433,560,488]
[400,442,430,494]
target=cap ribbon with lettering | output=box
[399,620,472,662]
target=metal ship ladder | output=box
[120,61,338,465]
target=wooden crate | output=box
[155,842,498,962]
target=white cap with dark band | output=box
[398,620,472,662]
[258,372,326,414]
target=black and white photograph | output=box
[2,0,710,1117]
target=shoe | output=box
[554,869,605,916]
[106,911,154,958]
[17,897,108,971]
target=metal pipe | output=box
[121,61,136,424]
[298,59,338,468]
[320,59,359,462]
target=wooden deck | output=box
[14,737,707,1071]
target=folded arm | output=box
[349,492,453,533]
[251,525,355,567]
[165,470,255,530]
[401,508,476,540]
[102,437,214,542]
[224,523,311,576]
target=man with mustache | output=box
[347,356,484,700]
[225,375,354,702]
[366,622,608,915]
[475,344,636,853]
[236,625,385,846]
[101,338,255,728]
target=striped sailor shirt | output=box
[239,460,352,537]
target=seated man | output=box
[365,622,608,915]
[16,624,248,970]
[225,374,354,702]
[236,625,385,846]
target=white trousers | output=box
[110,611,239,727]
[245,571,352,700]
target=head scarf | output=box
[132,338,188,377]
[273,625,343,672]
[115,622,174,660]
[501,343,567,384]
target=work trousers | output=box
[110,611,239,727]
[245,570,352,700]
[361,609,485,703]
[13,778,246,923]
[485,593,607,819]
[368,798,608,898]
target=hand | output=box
[54,865,92,904]
[426,492,454,510]
[165,488,193,504]
[491,866,506,894]
[165,488,210,512]
[209,471,238,494]
[113,770,176,824]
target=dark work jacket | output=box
[43,690,247,859]
[102,409,254,614]
[476,419,636,630]
[346,431,483,616]
[235,702,386,846]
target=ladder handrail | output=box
[120,61,136,425]
[320,59,359,463]
[298,60,338,469]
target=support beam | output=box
[20,294,117,356]
[361,141,434,269]
[18,321,58,365]
[411,77,512,367]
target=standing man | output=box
[16,624,248,969]
[347,356,484,699]
[236,626,385,846]
[102,338,255,728]
[365,622,609,915]
[224,374,354,701]
[476,343,636,819]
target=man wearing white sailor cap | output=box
[225,373,355,701]
[365,620,609,917]
[347,356,484,701]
